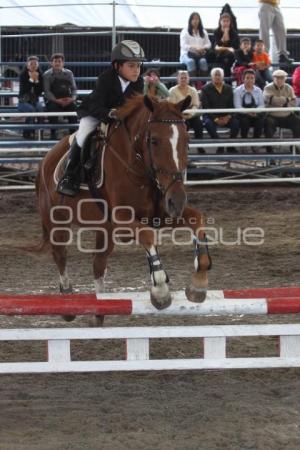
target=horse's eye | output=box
[150,137,159,145]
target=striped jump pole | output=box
[1,286,300,316]
[1,287,300,374]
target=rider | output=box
[57,40,146,197]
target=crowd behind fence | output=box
[1,29,300,85]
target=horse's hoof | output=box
[59,283,73,294]
[62,315,76,322]
[88,315,105,327]
[185,286,207,303]
[150,289,172,310]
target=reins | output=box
[99,113,187,196]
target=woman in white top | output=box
[169,70,204,154]
[180,12,212,76]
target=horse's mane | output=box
[117,94,145,120]
[117,94,185,121]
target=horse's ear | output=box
[144,94,154,112]
[178,95,192,112]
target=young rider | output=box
[57,40,146,197]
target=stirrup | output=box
[57,176,80,197]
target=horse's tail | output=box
[18,164,51,254]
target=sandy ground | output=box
[0,187,300,450]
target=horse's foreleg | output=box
[181,206,212,303]
[51,229,75,321]
[91,230,114,327]
[114,211,171,310]
[146,243,171,310]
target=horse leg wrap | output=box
[147,252,169,286]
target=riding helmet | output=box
[111,40,146,63]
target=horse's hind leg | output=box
[51,229,75,322]
[90,230,114,327]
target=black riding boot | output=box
[57,139,82,197]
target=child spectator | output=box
[233,38,253,86]
[291,66,300,106]
[143,68,169,100]
[252,39,272,89]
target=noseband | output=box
[146,117,187,195]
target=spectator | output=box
[143,68,169,100]
[291,67,300,106]
[180,12,212,77]
[220,3,238,32]
[252,39,273,89]
[212,12,240,78]
[18,55,44,139]
[234,69,265,139]
[168,70,204,154]
[43,53,77,139]
[201,67,239,153]
[258,0,293,64]
[263,69,300,153]
[233,38,254,86]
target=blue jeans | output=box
[180,53,208,73]
[18,101,44,123]
[204,115,239,139]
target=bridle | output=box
[145,117,187,196]
[104,115,187,197]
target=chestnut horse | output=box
[36,94,211,317]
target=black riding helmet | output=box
[111,40,147,64]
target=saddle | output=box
[55,125,108,191]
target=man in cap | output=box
[57,40,146,197]
[258,0,293,64]
[263,69,300,152]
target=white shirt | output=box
[118,76,130,93]
[180,28,211,60]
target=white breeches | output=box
[76,116,99,147]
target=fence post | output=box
[112,0,117,48]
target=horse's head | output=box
[142,95,191,218]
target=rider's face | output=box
[118,61,141,81]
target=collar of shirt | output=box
[240,84,259,93]
[51,68,65,75]
[118,76,130,92]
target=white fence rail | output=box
[1,324,300,374]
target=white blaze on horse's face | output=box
[169,124,179,169]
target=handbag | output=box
[188,51,206,60]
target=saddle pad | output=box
[53,137,106,191]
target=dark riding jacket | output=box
[78,67,144,121]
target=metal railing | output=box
[0,106,300,188]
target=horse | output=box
[35,94,211,320]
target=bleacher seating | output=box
[1,58,300,188]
